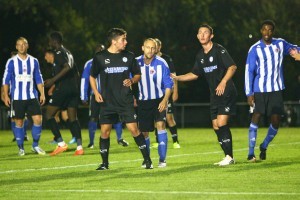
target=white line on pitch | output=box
[5,189,300,196]
[0,142,299,174]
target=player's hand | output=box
[289,48,300,61]
[171,74,178,80]
[133,98,138,107]
[289,48,297,56]
[158,99,168,112]
[123,79,133,87]
[3,95,10,107]
[47,84,55,95]
[44,79,54,88]
[39,94,46,106]
[215,80,226,96]
[94,92,104,103]
[247,95,255,107]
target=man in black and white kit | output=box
[44,31,83,156]
[172,24,237,166]
[90,28,153,170]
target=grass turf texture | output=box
[0,128,299,200]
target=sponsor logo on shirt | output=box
[225,107,230,112]
[203,65,217,73]
[221,50,226,54]
[209,56,213,62]
[122,57,128,63]
[15,74,32,81]
[105,59,110,64]
[201,59,204,64]
[104,67,128,74]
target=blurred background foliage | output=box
[1,0,299,103]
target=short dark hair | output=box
[95,44,105,53]
[50,31,63,44]
[261,20,275,30]
[199,24,213,34]
[107,28,126,45]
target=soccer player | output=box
[136,38,173,168]
[80,44,129,148]
[44,49,76,145]
[152,38,180,149]
[3,51,29,143]
[2,37,46,156]
[90,28,153,170]
[44,31,83,156]
[245,20,300,162]
[172,24,237,166]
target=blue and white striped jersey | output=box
[245,38,299,96]
[136,55,173,100]
[2,54,43,100]
[80,58,100,101]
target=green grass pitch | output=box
[0,128,299,200]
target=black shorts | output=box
[210,91,237,120]
[167,97,174,114]
[12,99,42,119]
[138,98,166,132]
[89,94,100,119]
[48,87,79,108]
[254,91,284,116]
[99,104,136,124]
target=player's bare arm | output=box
[44,63,71,88]
[171,72,178,102]
[123,74,141,87]
[89,75,103,102]
[172,72,198,82]
[290,49,300,61]
[158,88,172,112]
[37,83,46,105]
[2,85,11,107]
[215,65,237,96]
[247,95,255,107]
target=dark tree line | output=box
[1,0,299,103]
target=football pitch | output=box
[0,128,299,200]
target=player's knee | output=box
[32,115,42,125]
[251,113,261,124]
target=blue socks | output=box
[32,124,42,147]
[157,129,168,162]
[145,136,150,154]
[248,122,258,156]
[113,122,123,141]
[24,118,28,134]
[261,124,278,149]
[88,121,97,145]
[11,121,16,137]
[89,121,123,145]
[15,126,25,150]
